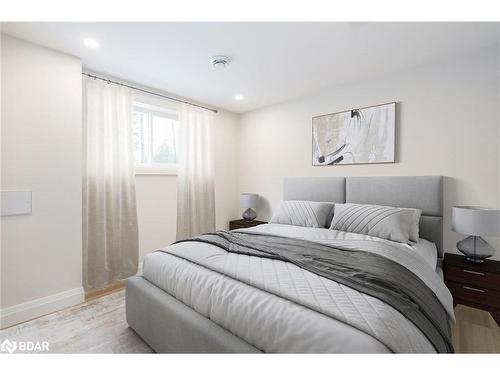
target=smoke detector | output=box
[210,55,231,70]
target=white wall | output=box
[239,45,500,259]
[135,109,240,262]
[135,175,177,262]
[1,35,84,327]
[213,110,242,229]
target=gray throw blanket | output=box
[176,230,453,353]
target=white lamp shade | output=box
[452,206,500,237]
[240,193,258,209]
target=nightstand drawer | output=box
[445,265,500,292]
[229,219,267,231]
[230,223,249,230]
[446,281,500,308]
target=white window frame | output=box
[133,102,179,176]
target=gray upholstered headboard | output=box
[283,176,443,257]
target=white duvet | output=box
[142,224,454,353]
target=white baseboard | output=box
[0,287,85,329]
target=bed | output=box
[126,176,453,353]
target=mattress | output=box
[142,224,453,353]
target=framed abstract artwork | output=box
[312,102,396,166]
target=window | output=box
[133,103,179,175]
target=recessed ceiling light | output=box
[235,94,244,101]
[83,38,99,48]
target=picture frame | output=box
[312,102,396,166]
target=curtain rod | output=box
[82,72,218,114]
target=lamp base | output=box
[465,257,486,264]
[457,235,495,263]
[242,208,257,221]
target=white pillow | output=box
[329,203,421,244]
[270,201,335,228]
[411,238,438,270]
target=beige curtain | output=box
[83,77,138,292]
[176,104,215,240]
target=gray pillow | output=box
[270,201,335,228]
[329,203,420,244]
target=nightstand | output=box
[444,253,500,326]
[229,219,267,230]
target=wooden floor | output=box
[1,288,498,353]
[452,304,500,353]
[85,280,126,301]
[0,289,153,353]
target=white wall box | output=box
[1,191,32,216]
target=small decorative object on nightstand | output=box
[240,193,259,221]
[229,219,267,231]
[451,206,500,263]
[444,253,500,326]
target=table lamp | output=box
[451,206,500,263]
[240,193,259,221]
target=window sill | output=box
[135,166,178,176]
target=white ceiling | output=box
[2,22,499,113]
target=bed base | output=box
[125,276,260,353]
